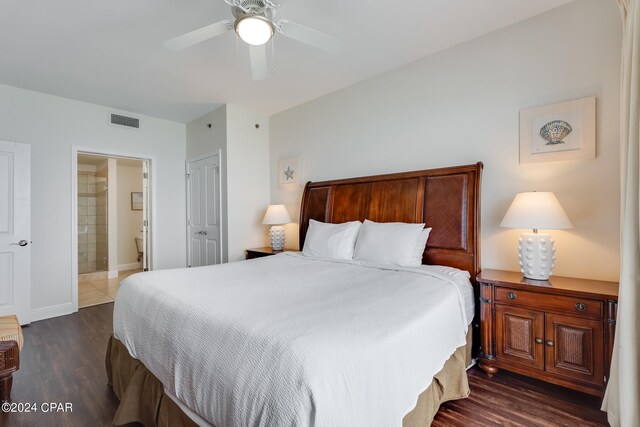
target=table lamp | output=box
[262,204,292,251]
[500,192,573,281]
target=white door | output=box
[187,154,221,267]
[0,141,31,324]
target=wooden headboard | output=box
[299,162,483,280]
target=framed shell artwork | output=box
[519,96,596,164]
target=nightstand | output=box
[245,247,293,260]
[477,269,618,397]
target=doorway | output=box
[186,152,222,267]
[73,151,152,309]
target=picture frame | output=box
[131,192,143,211]
[519,96,596,164]
[278,156,300,186]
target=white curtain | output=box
[602,0,640,425]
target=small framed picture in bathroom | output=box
[131,192,143,210]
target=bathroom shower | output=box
[77,170,108,274]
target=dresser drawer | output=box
[495,287,603,318]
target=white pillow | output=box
[302,219,362,259]
[354,220,426,266]
[410,227,433,266]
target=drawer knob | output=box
[546,340,554,347]
[575,302,587,312]
[507,292,517,300]
[535,338,543,344]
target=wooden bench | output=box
[0,315,23,403]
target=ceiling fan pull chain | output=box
[271,37,275,76]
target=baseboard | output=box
[31,302,75,323]
[118,262,142,271]
[108,270,119,279]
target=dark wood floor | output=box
[0,303,128,427]
[433,367,608,426]
[0,303,608,426]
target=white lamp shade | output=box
[235,15,274,46]
[262,204,292,225]
[500,192,573,231]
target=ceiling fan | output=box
[164,0,343,80]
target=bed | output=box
[106,162,483,427]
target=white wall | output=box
[117,163,143,270]
[186,105,270,263]
[226,105,270,261]
[270,0,622,282]
[187,106,227,159]
[187,106,229,262]
[0,83,187,321]
[107,158,118,278]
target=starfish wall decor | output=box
[278,157,300,185]
[284,166,295,181]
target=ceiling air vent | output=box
[110,113,140,129]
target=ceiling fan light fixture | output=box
[234,15,274,46]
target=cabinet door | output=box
[495,304,545,370]
[545,313,604,386]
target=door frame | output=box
[70,146,157,312]
[186,150,223,267]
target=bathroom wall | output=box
[95,167,108,272]
[107,158,118,278]
[117,161,143,270]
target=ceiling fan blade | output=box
[249,44,268,81]
[164,20,233,51]
[277,20,342,54]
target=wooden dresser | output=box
[477,269,618,397]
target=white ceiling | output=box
[0,0,574,123]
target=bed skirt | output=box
[106,330,471,427]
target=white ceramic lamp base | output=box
[518,232,556,280]
[269,225,286,251]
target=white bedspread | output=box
[113,253,471,427]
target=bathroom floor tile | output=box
[78,268,142,309]
[78,282,112,308]
[104,284,120,299]
[119,269,142,279]
[91,280,117,297]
